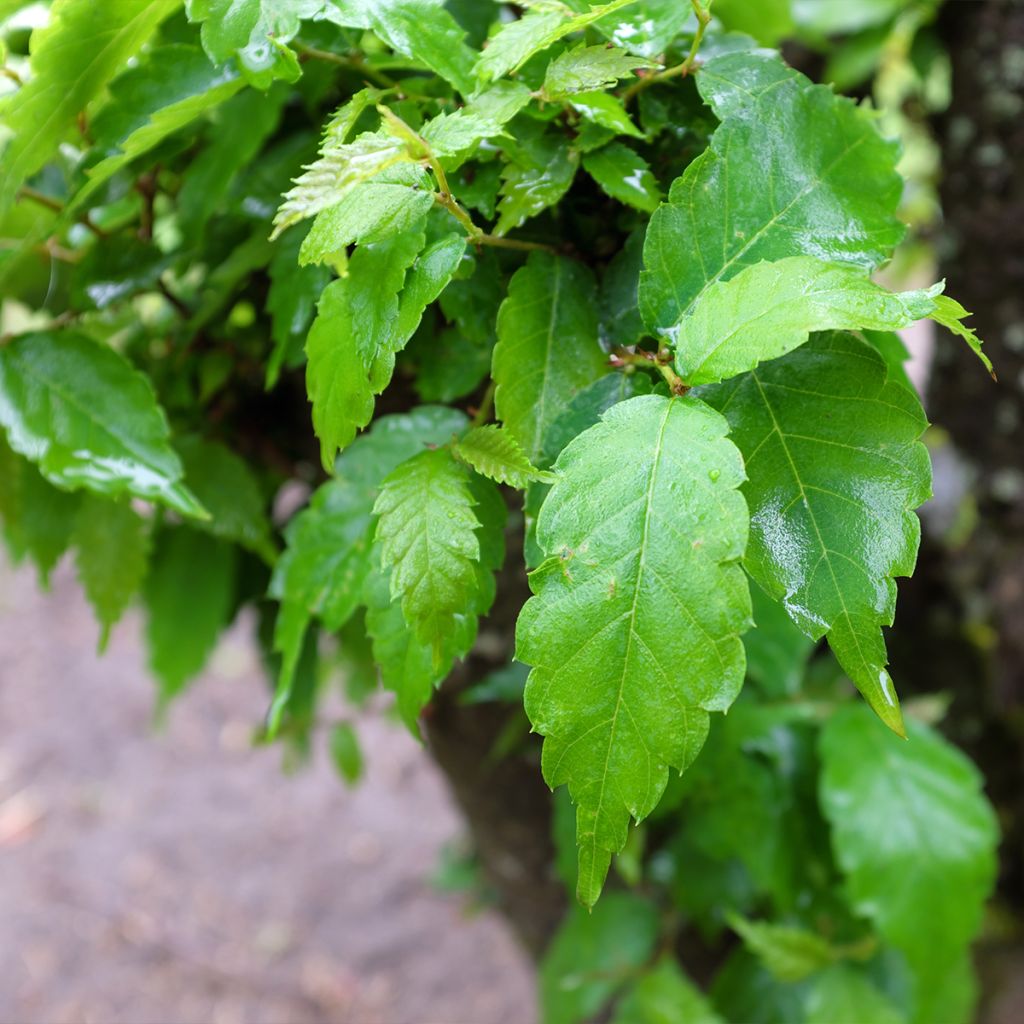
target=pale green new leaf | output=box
[373,447,480,651]
[453,425,554,489]
[0,0,178,215]
[819,705,998,1022]
[518,394,751,905]
[612,958,725,1024]
[701,332,931,733]
[672,256,942,386]
[804,966,906,1024]
[570,90,643,138]
[73,496,150,651]
[729,916,835,983]
[493,252,607,463]
[0,332,205,518]
[541,43,655,98]
[583,142,661,214]
[640,50,905,338]
[929,293,994,377]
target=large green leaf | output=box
[819,705,998,1023]
[612,958,725,1024]
[640,50,904,338]
[0,0,177,215]
[577,0,692,58]
[669,256,942,386]
[701,332,930,732]
[803,965,906,1024]
[0,332,205,518]
[518,394,751,905]
[493,251,607,463]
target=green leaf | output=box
[453,425,554,489]
[569,90,643,139]
[540,891,660,1024]
[804,965,906,1024]
[729,915,835,983]
[493,252,607,463]
[670,256,942,386]
[929,293,994,377]
[518,394,751,905]
[474,0,639,83]
[175,436,275,562]
[744,583,815,698]
[600,230,648,348]
[612,957,725,1024]
[541,43,655,98]
[70,44,244,212]
[495,132,579,237]
[329,721,363,786]
[373,447,480,652]
[701,332,931,733]
[0,332,206,518]
[583,142,662,214]
[711,949,811,1024]
[714,0,795,46]
[578,0,692,58]
[73,496,150,651]
[144,526,237,703]
[819,705,998,1022]
[305,225,425,467]
[0,0,178,215]
[640,50,905,338]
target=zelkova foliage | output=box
[0,2,1000,1022]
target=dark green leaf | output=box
[329,721,363,785]
[583,142,662,214]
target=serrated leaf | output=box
[570,90,643,138]
[0,0,177,215]
[144,526,237,703]
[640,50,905,339]
[453,425,554,488]
[0,332,205,518]
[7,458,80,586]
[819,705,998,1022]
[542,43,655,98]
[373,447,480,652]
[493,251,607,463]
[804,966,906,1024]
[671,256,942,386]
[474,0,639,82]
[581,0,692,58]
[329,721,363,785]
[540,891,660,1024]
[517,394,751,905]
[729,916,835,983]
[701,332,930,733]
[612,957,725,1024]
[929,293,994,377]
[72,496,149,651]
[495,132,579,236]
[600,230,648,348]
[583,142,662,213]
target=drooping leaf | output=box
[583,142,662,214]
[453,425,554,489]
[612,957,725,1024]
[640,50,905,339]
[669,256,942,386]
[0,0,178,215]
[493,251,607,463]
[541,43,655,98]
[329,721,363,785]
[73,496,150,651]
[518,394,751,905]
[0,332,205,518]
[701,332,930,733]
[929,293,994,377]
[819,705,998,1023]
[803,965,906,1024]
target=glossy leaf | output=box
[0,332,205,518]
[453,425,554,489]
[495,133,579,237]
[640,50,905,338]
[701,333,931,732]
[493,252,607,463]
[541,43,655,98]
[582,0,693,58]
[929,293,994,377]
[583,142,662,214]
[820,706,998,1022]
[518,394,750,905]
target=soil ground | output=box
[0,558,536,1024]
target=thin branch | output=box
[470,381,497,427]
[294,42,397,88]
[622,0,713,104]
[611,347,689,395]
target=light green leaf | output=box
[474,0,640,82]
[175,436,275,562]
[804,965,906,1024]
[929,293,994,377]
[394,232,467,341]
[578,0,691,58]
[672,256,942,386]
[373,447,480,652]
[570,90,643,138]
[0,0,178,215]
[144,526,237,703]
[495,133,579,236]
[819,705,998,1023]
[453,425,555,489]
[729,915,835,983]
[518,394,750,905]
[612,957,725,1024]
[419,83,531,158]
[493,251,607,463]
[305,226,425,467]
[541,42,655,98]
[640,50,905,338]
[583,142,662,213]
[540,891,660,1024]
[701,332,931,733]
[73,496,150,652]
[329,721,363,786]
[0,332,205,518]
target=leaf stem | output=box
[622,0,713,103]
[611,347,690,395]
[471,380,497,427]
[294,43,397,88]
[17,186,107,238]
